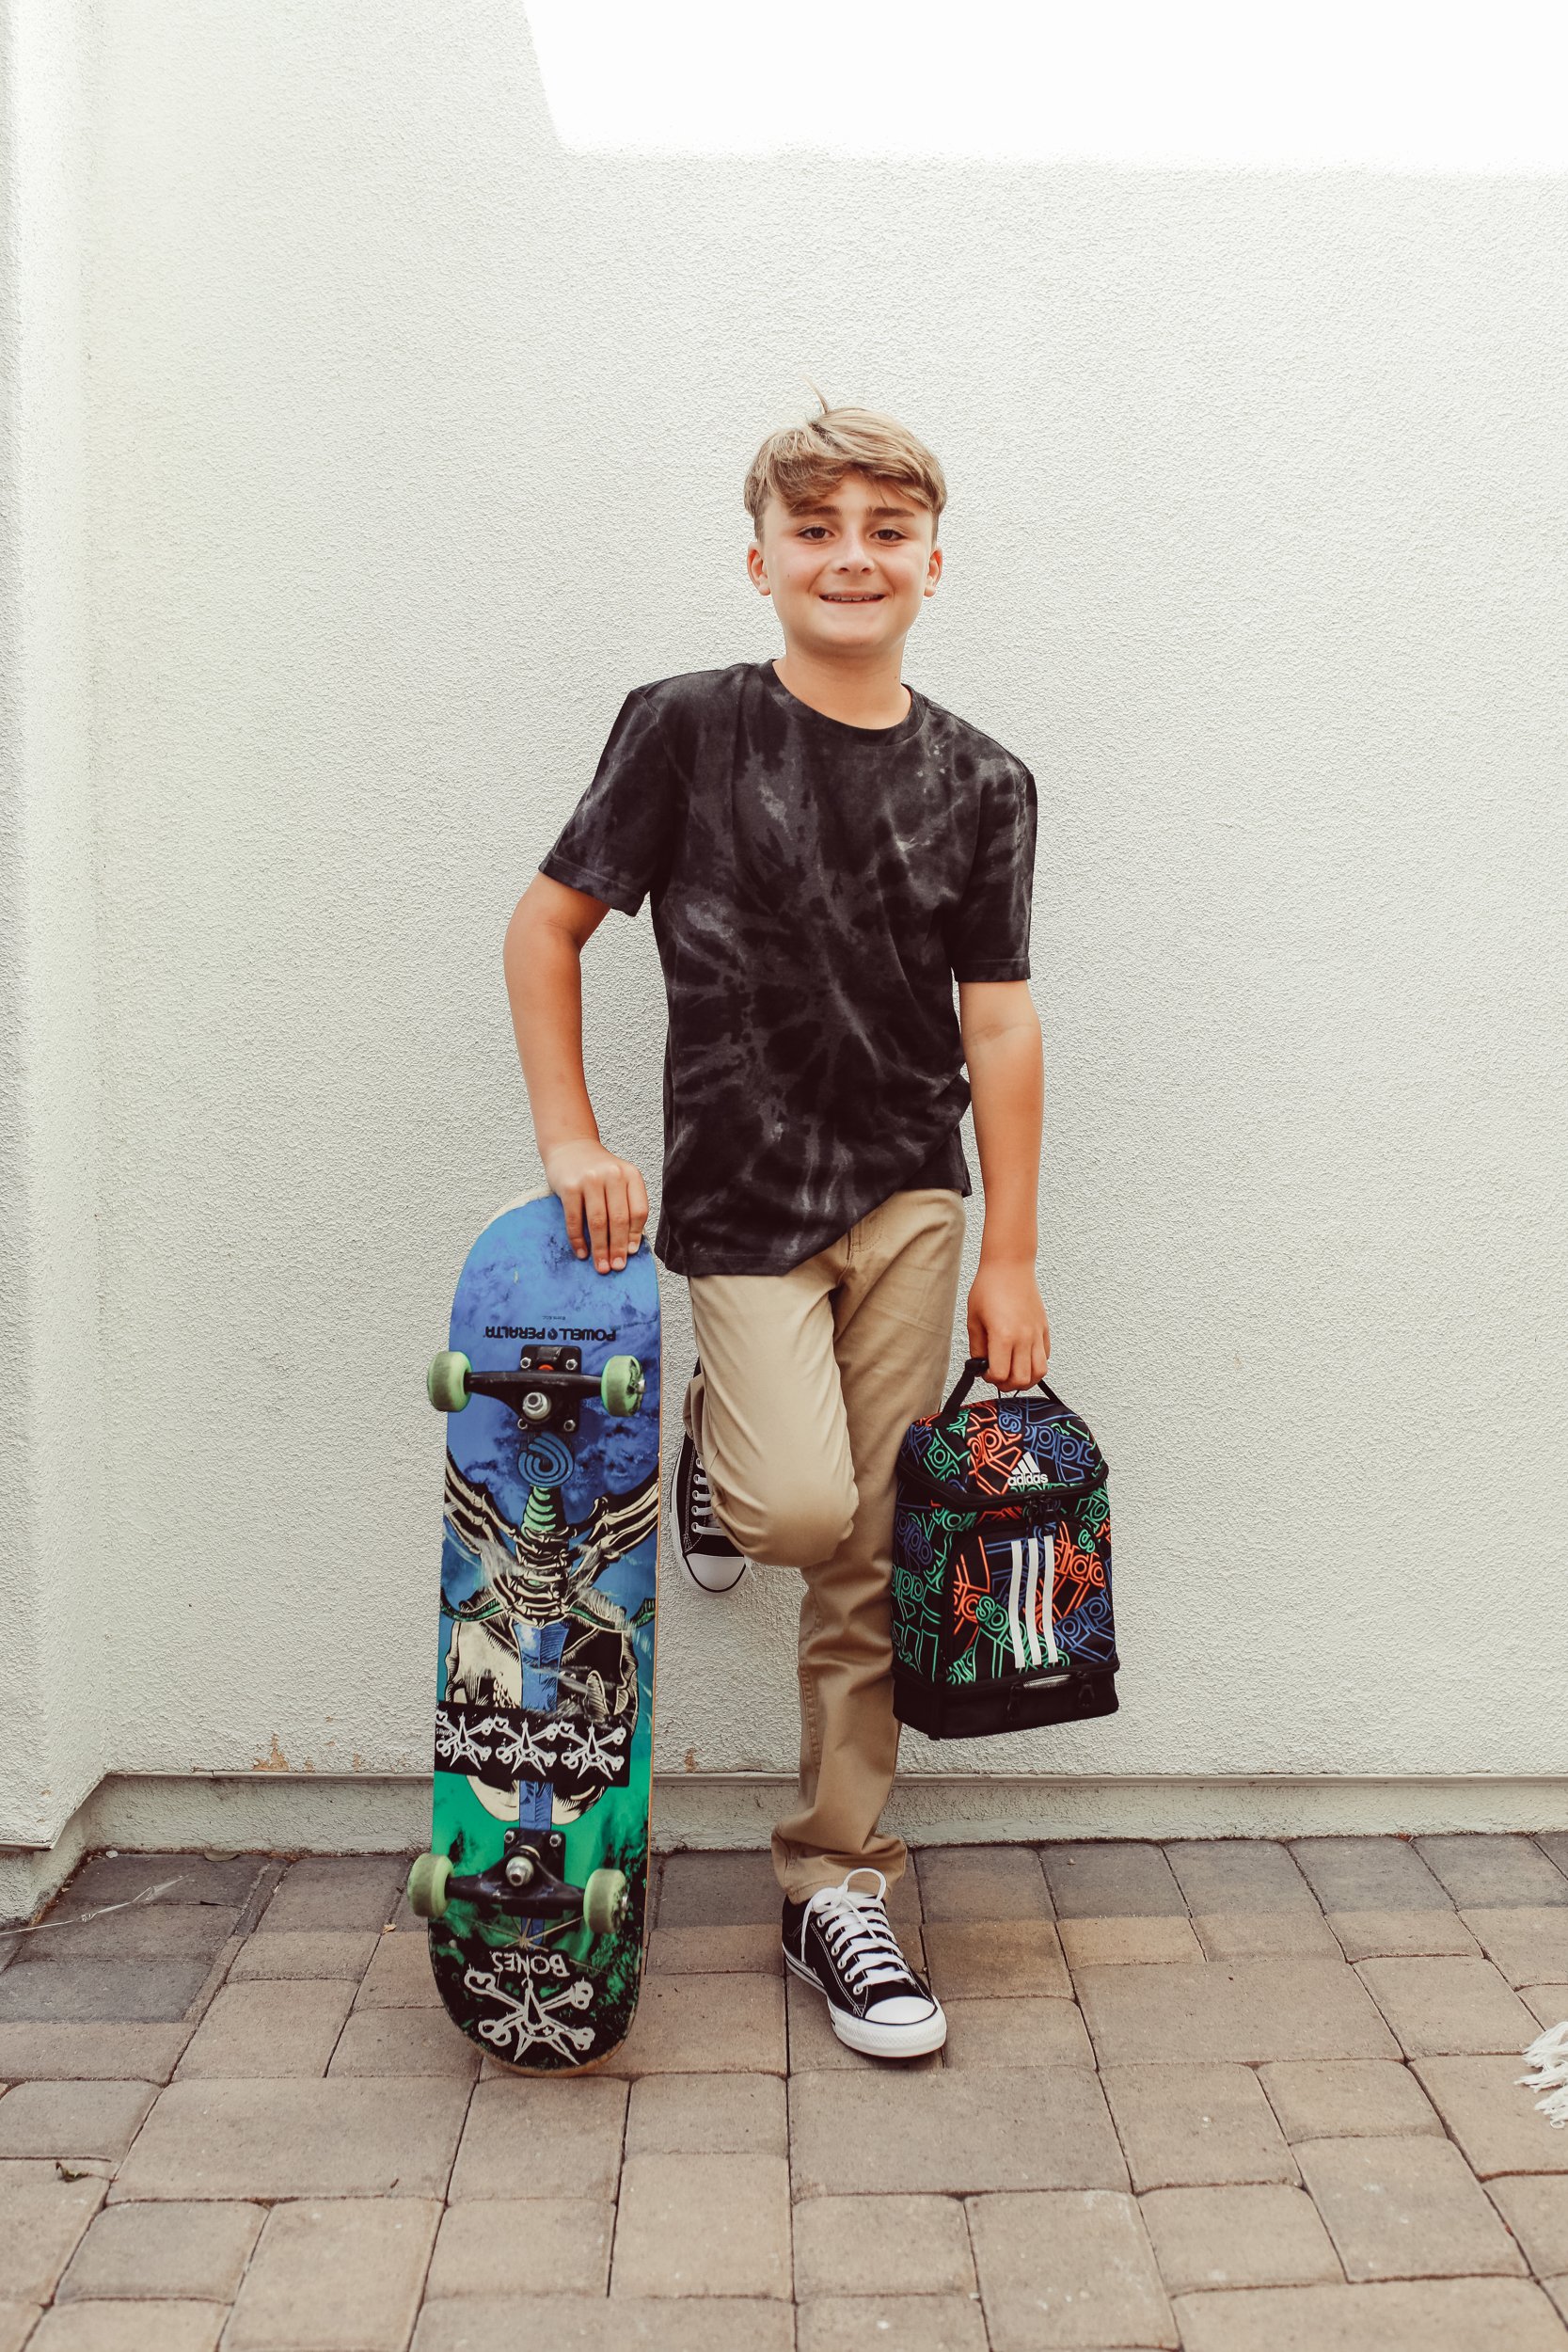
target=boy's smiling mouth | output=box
[820,592,883,602]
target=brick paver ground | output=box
[2,1835,1567,2346]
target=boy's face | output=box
[747,470,941,660]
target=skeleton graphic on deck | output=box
[436,1452,657,1824]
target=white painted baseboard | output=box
[5,1770,1568,1925]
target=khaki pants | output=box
[680,1187,968,1902]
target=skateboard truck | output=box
[428,1343,644,1434]
[408,1830,630,1939]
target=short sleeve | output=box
[537,687,678,917]
[942,762,1037,981]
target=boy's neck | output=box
[770,648,911,731]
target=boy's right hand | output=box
[543,1139,650,1275]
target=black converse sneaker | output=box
[672,1366,750,1593]
[782,1868,946,2058]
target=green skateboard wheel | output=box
[408,1851,453,1919]
[599,1355,644,1416]
[427,1351,471,1413]
[581,1866,629,1937]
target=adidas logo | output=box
[1009,1451,1048,1487]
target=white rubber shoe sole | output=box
[784,1949,948,2058]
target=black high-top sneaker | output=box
[782,1868,946,2058]
[671,1362,750,1594]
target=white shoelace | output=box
[689,1459,728,1543]
[802,1869,915,1996]
[1521,2017,1568,2126]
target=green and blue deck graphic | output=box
[422,1194,659,2070]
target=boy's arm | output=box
[504,873,650,1274]
[958,978,1051,1390]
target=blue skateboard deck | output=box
[412,1189,660,2072]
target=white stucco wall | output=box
[4,1,1566,1863]
[0,0,106,1849]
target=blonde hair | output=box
[744,387,946,543]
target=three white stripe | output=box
[1007,1531,1060,1671]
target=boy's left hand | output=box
[966,1257,1052,1391]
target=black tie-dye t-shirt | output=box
[537,658,1037,1279]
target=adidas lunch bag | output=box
[891,1356,1118,1740]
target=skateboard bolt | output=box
[503,1855,537,1891]
[520,1389,549,1421]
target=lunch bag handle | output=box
[936,1354,1074,1422]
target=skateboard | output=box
[409,1188,660,2071]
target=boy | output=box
[504,403,1048,2058]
